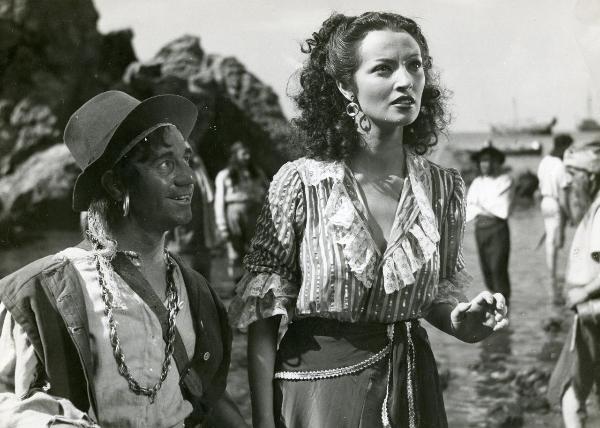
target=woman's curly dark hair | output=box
[292,12,450,161]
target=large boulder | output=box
[0,0,136,239]
[122,35,292,178]
[0,5,292,238]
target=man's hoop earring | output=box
[122,193,130,217]
[346,101,361,118]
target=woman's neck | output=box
[352,125,406,179]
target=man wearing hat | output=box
[0,91,246,426]
[466,144,514,305]
[548,140,600,428]
[537,133,574,304]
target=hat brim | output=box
[470,148,506,165]
[72,94,197,212]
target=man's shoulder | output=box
[0,253,68,302]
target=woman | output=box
[548,140,600,428]
[0,91,245,427]
[466,145,513,306]
[214,141,268,280]
[229,12,508,428]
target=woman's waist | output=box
[275,317,424,374]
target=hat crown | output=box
[564,140,600,173]
[64,91,141,169]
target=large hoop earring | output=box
[122,192,130,217]
[346,101,360,118]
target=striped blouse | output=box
[228,150,470,332]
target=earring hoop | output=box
[122,192,130,217]
[346,101,361,118]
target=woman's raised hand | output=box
[450,291,509,342]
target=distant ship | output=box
[466,140,542,157]
[490,117,557,136]
[576,94,600,132]
[577,118,600,132]
[489,98,557,136]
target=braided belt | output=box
[274,342,391,380]
[274,321,418,428]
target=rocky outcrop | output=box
[0,5,292,238]
[122,35,292,178]
[0,0,136,240]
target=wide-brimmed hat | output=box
[470,144,506,165]
[563,140,600,174]
[64,91,198,211]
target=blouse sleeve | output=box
[434,169,472,306]
[228,162,305,332]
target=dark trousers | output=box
[475,216,511,304]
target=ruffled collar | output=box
[297,151,440,296]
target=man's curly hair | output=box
[292,12,450,161]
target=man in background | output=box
[467,144,514,306]
[537,134,573,304]
[168,153,216,279]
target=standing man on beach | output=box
[467,145,514,306]
[537,134,573,304]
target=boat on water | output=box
[465,140,542,157]
[576,94,600,132]
[490,117,557,136]
[577,118,600,132]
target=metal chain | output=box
[94,248,180,403]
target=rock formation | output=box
[0,2,292,241]
[121,35,292,178]
[0,0,136,240]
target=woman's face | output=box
[127,127,195,232]
[352,29,425,129]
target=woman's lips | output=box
[391,95,416,106]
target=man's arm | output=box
[0,304,97,427]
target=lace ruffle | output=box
[323,181,379,287]
[297,158,345,186]
[434,269,472,306]
[228,272,298,339]
[306,151,441,295]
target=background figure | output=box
[214,141,268,282]
[467,145,513,305]
[547,140,600,428]
[537,133,573,304]
[167,153,215,279]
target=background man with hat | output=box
[548,140,600,428]
[537,133,574,304]
[0,91,246,427]
[466,144,514,306]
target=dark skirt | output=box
[547,314,600,406]
[274,318,447,428]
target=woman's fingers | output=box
[492,293,507,314]
[493,318,509,331]
[472,291,495,306]
[452,302,472,320]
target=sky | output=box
[95,0,600,132]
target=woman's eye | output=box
[407,60,422,72]
[372,64,391,74]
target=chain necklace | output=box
[93,244,180,403]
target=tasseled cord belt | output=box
[274,320,418,428]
